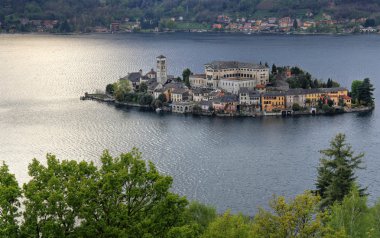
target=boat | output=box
[156,108,162,113]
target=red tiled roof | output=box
[255,84,266,89]
[339,95,351,100]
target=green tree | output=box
[105,83,116,95]
[351,80,363,104]
[138,82,148,93]
[182,68,191,88]
[21,155,97,238]
[357,78,375,106]
[0,163,21,238]
[328,186,373,238]
[79,149,188,237]
[327,78,333,88]
[138,94,153,105]
[252,191,325,238]
[184,201,217,234]
[114,80,132,101]
[292,103,301,111]
[271,64,277,75]
[202,211,252,238]
[153,99,163,109]
[369,198,380,237]
[293,19,298,29]
[316,134,365,209]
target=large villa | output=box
[190,61,270,93]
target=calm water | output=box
[1,33,380,214]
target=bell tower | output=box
[156,55,167,85]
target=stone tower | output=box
[156,55,167,85]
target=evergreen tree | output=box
[182,68,192,88]
[316,134,365,209]
[327,78,333,88]
[271,64,277,75]
[293,19,298,29]
[357,78,375,106]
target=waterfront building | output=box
[190,61,269,92]
[171,102,193,113]
[320,87,349,106]
[212,94,239,114]
[239,88,261,106]
[199,101,213,112]
[156,55,168,85]
[192,88,213,102]
[285,89,307,108]
[304,89,323,106]
[239,88,261,114]
[261,91,286,112]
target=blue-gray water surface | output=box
[0,33,379,214]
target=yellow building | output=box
[261,92,286,112]
[304,87,349,107]
[304,89,323,106]
[321,88,349,106]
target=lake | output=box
[0,33,379,214]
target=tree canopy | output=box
[0,134,378,237]
[316,133,365,209]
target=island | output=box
[82,55,374,117]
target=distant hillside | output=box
[1,0,380,31]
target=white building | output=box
[190,61,269,92]
[219,78,258,94]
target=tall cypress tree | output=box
[316,133,365,209]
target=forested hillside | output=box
[2,0,380,32]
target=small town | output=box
[83,55,374,117]
[3,14,380,34]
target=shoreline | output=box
[81,93,374,118]
[1,31,379,37]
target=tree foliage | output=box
[357,78,375,106]
[252,191,325,238]
[8,150,195,237]
[202,211,252,238]
[316,133,365,209]
[182,68,191,88]
[327,186,373,238]
[0,163,21,238]
[351,80,363,104]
